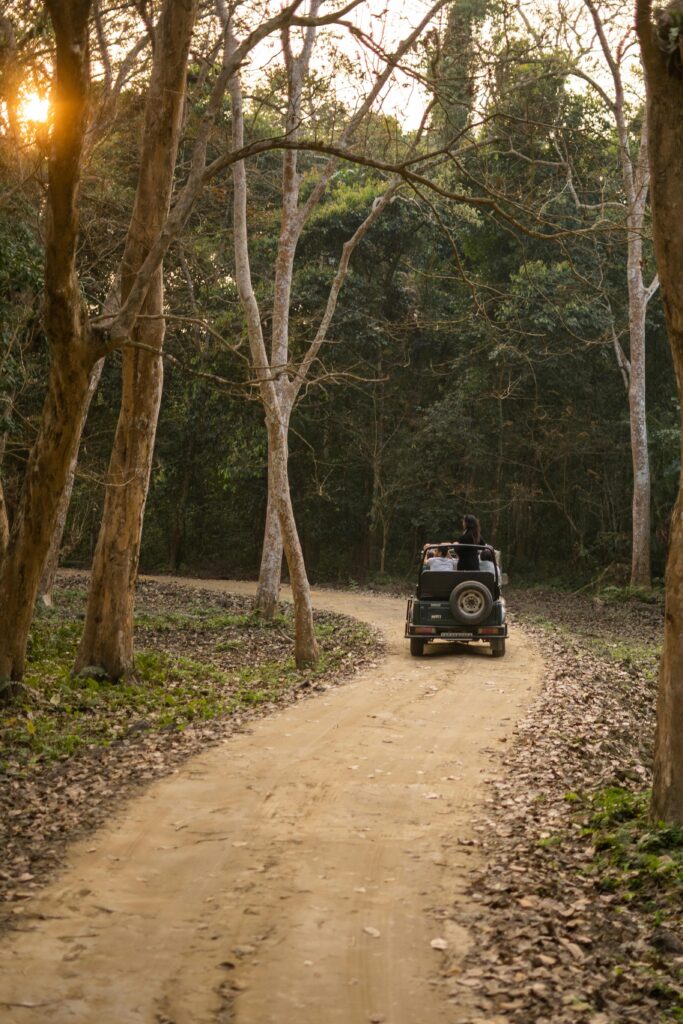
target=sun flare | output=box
[18,91,49,124]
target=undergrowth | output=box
[572,786,683,1019]
[582,787,683,916]
[0,585,374,773]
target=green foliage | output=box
[3,6,677,589]
[582,788,683,914]
[597,584,665,606]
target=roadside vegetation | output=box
[2,578,373,770]
[0,576,379,925]
[450,588,682,1023]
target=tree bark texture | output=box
[621,122,652,588]
[636,0,683,823]
[75,0,197,679]
[0,483,8,563]
[0,412,9,562]
[627,264,652,588]
[0,0,96,695]
[254,457,284,618]
[266,417,319,667]
[38,359,103,606]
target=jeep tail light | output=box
[414,626,436,635]
[479,627,502,635]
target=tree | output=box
[0,0,346,692]
[227,7,409,662]
[0,0,99,697]
[230,0,448,625]
[502,0,659,585]
[73,0,198,677]
[578,0,658,588]
[636,0,683,823]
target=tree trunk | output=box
[74,309,164,677]
[579,4,653,587]
[253,10,319,609]
[0,0,96,698]
[255,460,284,618]
[267,417,319,668]
[0,416,9,563]
[0,481,8,564]
[0,356,94,690]
[74,0,196,679]
[636,0,683,823]
[627,280,651,588]
[38,359,103,606]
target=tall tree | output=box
[240,0,448,622]
[73,0,198,677]
[0,0,336,693]
[636,0,683,824]
[508,0,659,585]
[0,0,98,697]
[580,0,658,588]
[226,2,412,663]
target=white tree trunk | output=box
[229,49,319,668]
[255,457,284,618]
[581,3,654,586]
[626,260,651,588]
[267,416,319,666]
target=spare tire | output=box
[449,580,493,625]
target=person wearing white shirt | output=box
[425,545,458,570]
[478,547,498,579]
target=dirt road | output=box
[0,582,543,1024]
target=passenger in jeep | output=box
[478,547,497,576]
[425,545,458,571]
[454,514,488,570]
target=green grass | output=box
[585,637,661,681]
[546,786,683,1021]
[581,788,683,914]
[1,594,373,773]
[596,584,665,606]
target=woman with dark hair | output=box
[455,514,486,571]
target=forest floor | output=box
[0,578,681,1023]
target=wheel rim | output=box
[460,591,485,615]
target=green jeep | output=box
[405,542,507,658]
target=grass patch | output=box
[0,584,375,774]
[585,638,661,681]
[582,787,683,917]
[596,584,665,606]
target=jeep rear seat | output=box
[417,570,498,600]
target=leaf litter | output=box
[444,587,682,1024]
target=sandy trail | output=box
[0,580,542,1024]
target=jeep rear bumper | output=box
[405,597,508,642]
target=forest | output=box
[2,0,678,587]
[2,0,683,1020]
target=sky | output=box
[246,0,441,129]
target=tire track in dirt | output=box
[0,580,543,1024]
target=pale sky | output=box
[246,0,440,129]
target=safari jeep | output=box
[405,543,507,658]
